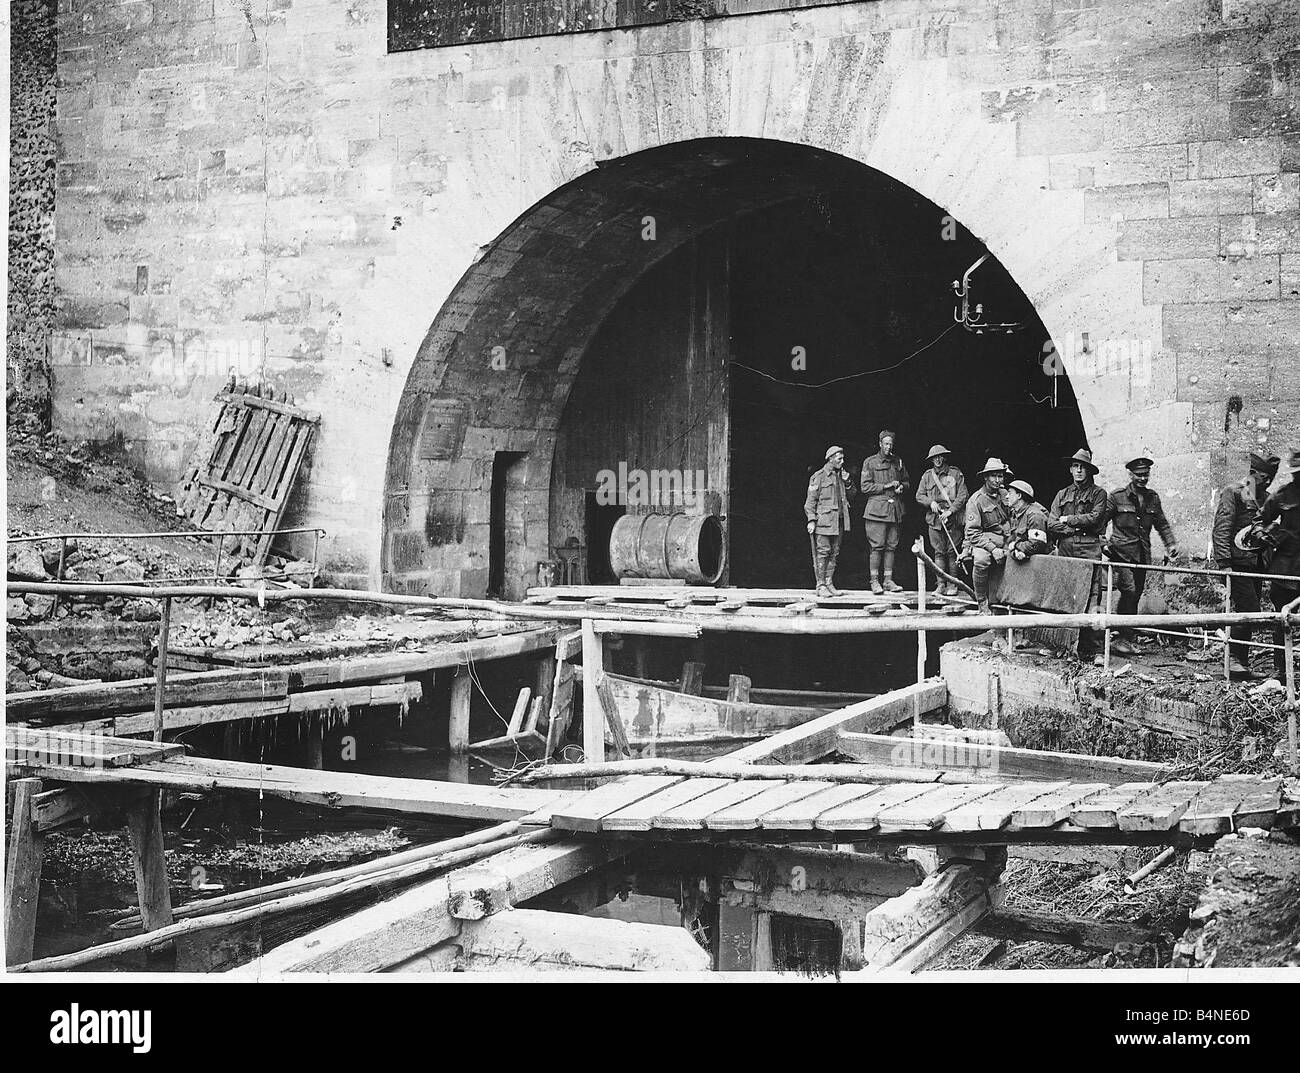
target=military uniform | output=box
[804,457,853,594]
[1009,498,1050,558]
[1260,455,1300,684]
[1107,479,1177,639]
[860,445,910,591]
[1212,455,1278,673]
[1048,449,1110,657]
[963,461,1011,614]
[916,449,968,595]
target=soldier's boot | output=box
[869,551,884,595]
[972,559,992,616]
[825,569,843,597]
[814,548,831,598]
[881,551,904,593]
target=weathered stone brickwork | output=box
[8,0,57,422]
[44,0,1300,591]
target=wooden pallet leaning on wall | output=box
[175,379,321,571]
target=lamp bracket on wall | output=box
[952,253,1025,335]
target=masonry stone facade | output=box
[35,0,1300,592]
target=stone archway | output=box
[381,137,1090,597]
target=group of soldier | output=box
[804,433,1300,689]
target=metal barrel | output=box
[608,513,725,585]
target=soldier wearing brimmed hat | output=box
[1006,479,1050,562]
[1048,448,1111,660]
[915,444,968,596]
[1255,448,1300,693]
[860,429,911,594]
[1105,454,1181,655]
[804,445,854,598]
[1212,451,1281,678]
[962,458,1011,615]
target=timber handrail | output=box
[5,579,1298,634]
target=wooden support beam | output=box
[449,671,473,754]
[582,619,605,763]
[125,789,173,935]
[457,909,711,972]
[446,840,620,920]
[595,673,632,759]
[5,779,44,965]
[725,681,948,765]
[972,908,1157,952]
[593,620,701,638]
[859,864,1001,971]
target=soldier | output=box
[1006,479,1050,561]
[804,445,853,598]
[860,429,911,594]
[1106,455,1181,656]
[1048,448,1110,661]
[963,458,1011,615]
[1212,452,1280,679]
[1256,448,1300,693]
[915,444,968,596]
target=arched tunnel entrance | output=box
[384,138,1086,687]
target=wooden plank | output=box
[726,681,947,765]
[4,779,43,965]
[835,731,1167,783]
[814,782,937,835]
[602,778,735,832]
[703,779,835,830]
[225,405,270,487]
[973,908,1157,952]
[215,388,321,422]
[22,753,565,821]
[250,410,293,496]
[195,473,278,511]
[860,864,995,969]
[9,667,291,722]
[1010,783,1111,829]
[581,619,604,763]
[759,783,886,831]
[449,672,472,753]
[1116,781,1209,832]
[1233,778,1283,828]
[652,779,775,830]
[446,840,620,920]
[7,728,185,767]
[549,776,684,834]
[1070,783,1157,828]
[545,661,576,757]
[941,782,1070,833]
[595,674,631,758]
[727,674,752,703]
[506,688,531,737]
[875,782,1004,832]
[1179,776,1257,836]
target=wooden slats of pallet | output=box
[1068,783,1157,828]
[756,783,883,831]
[875,783,1003,832]
[174,379,320,572]
[940,782,1070,833]
[813,782,935,835]
[1009,783,1112,829]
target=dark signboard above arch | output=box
[388,0,854,52]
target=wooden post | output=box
[125,790,174,934]
[916,562,927,689]
[582,618,605,762]
[153,596,172,742]
[5,778,44,965]
[1103,563,1113,674]
[52,537,67,616]
[449,671,472,754]
[1223,582,1233,682]
[680,660,705,696]
[306,724,324,770]
[533,654,556,713]
[727,674,752,703]
[1286,625,1297,776]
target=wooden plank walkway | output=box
[544,773,1298,845]
[526,584,970,618]
[5,729,565,822]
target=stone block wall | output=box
[36,0,1300,589]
